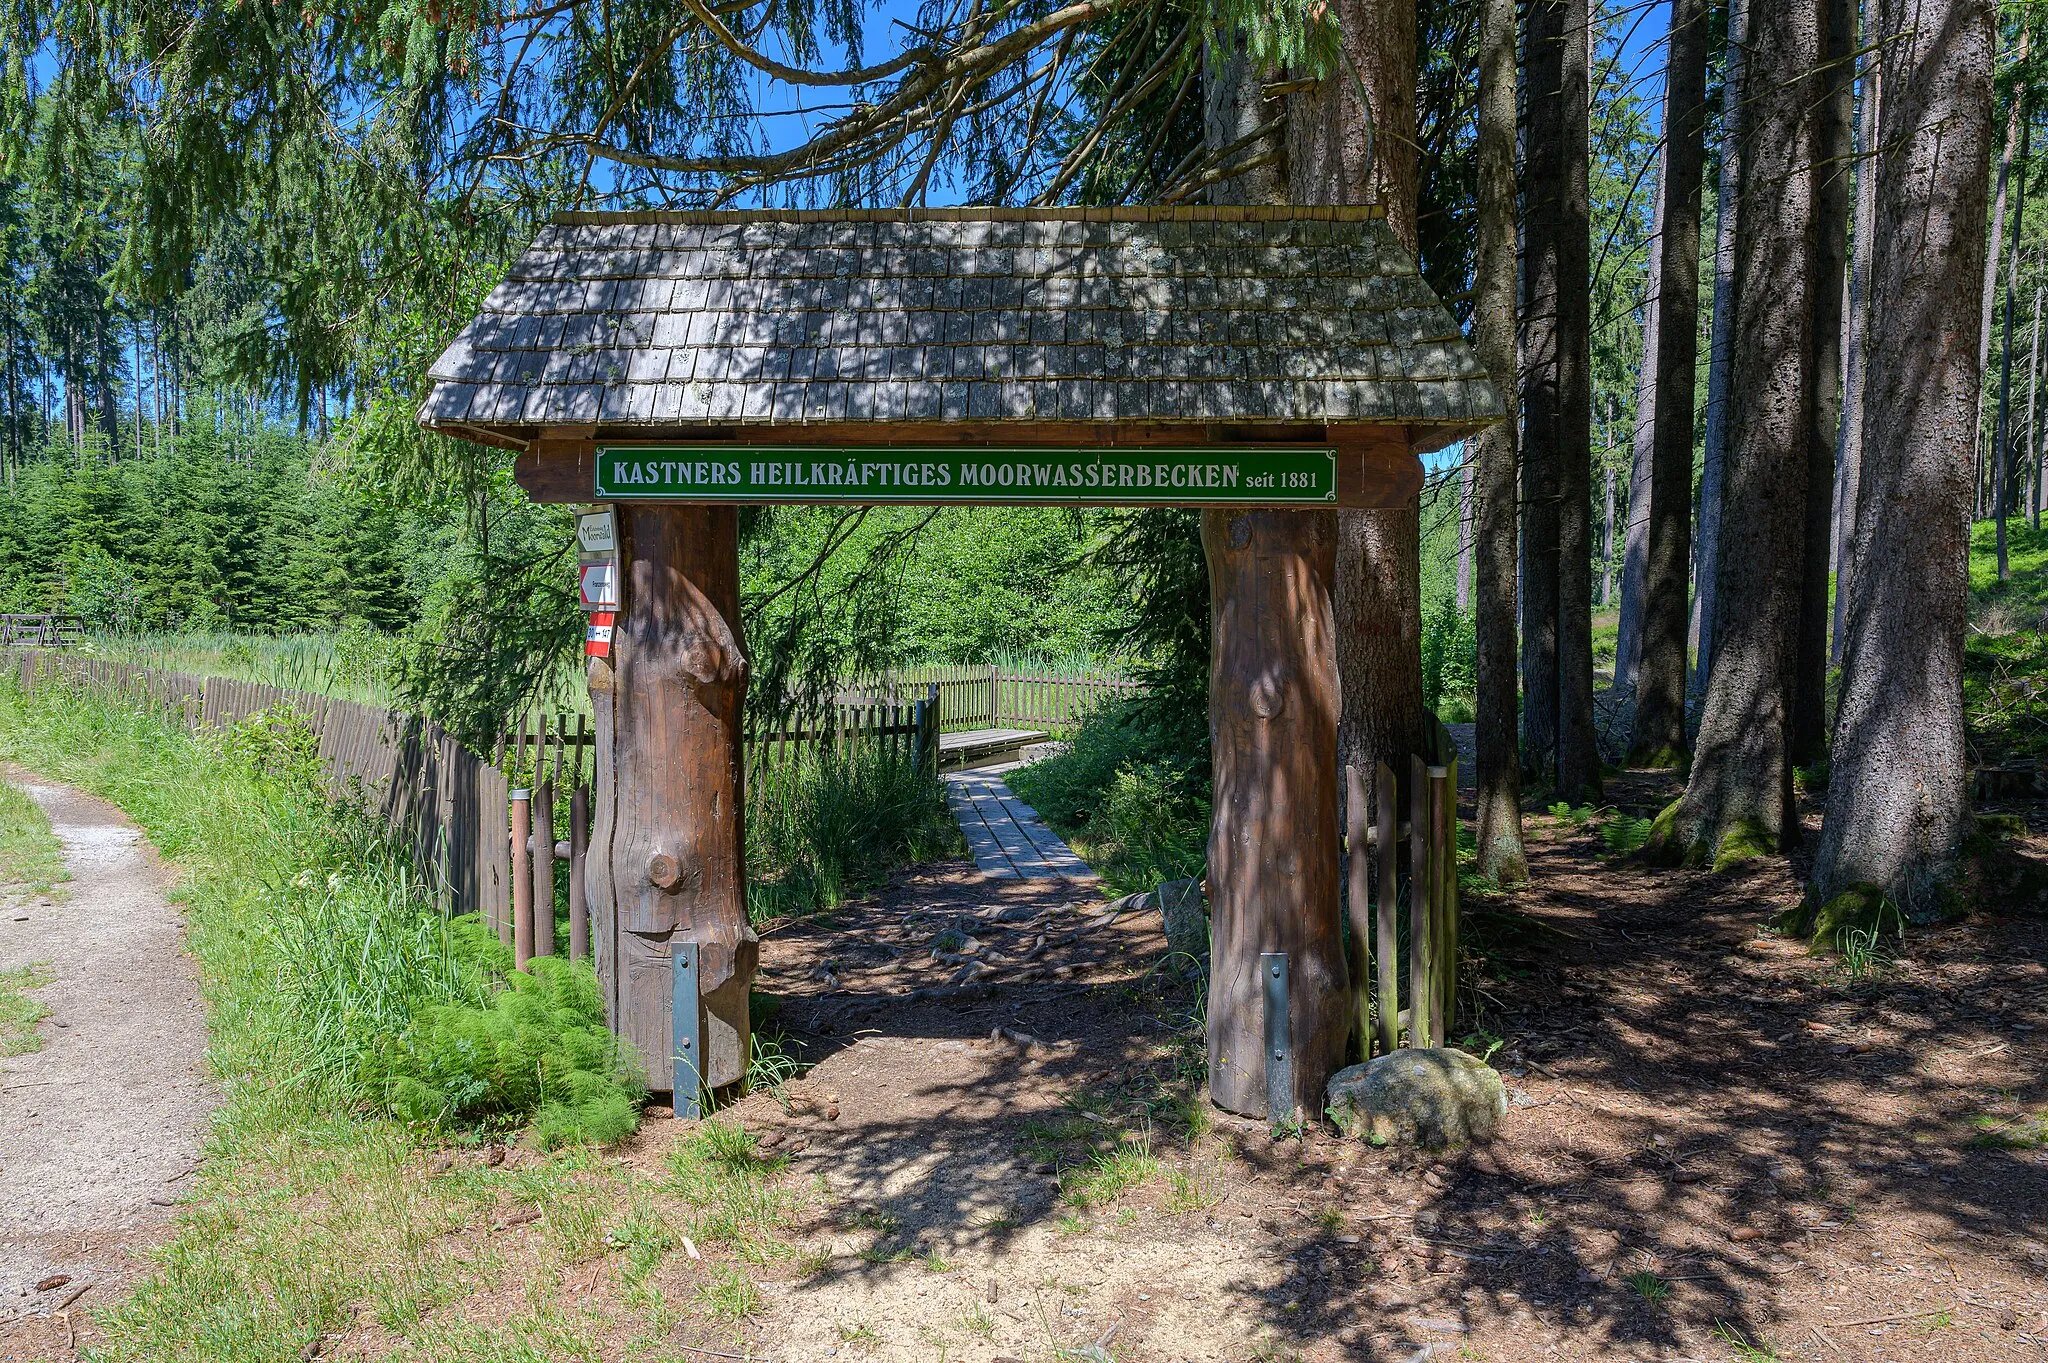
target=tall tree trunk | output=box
[1291,0,1429,847]
[1792,0,1857,765]
[2026,285,2043,535]
[1456,455,1473,613]
[2036,285,2047,528]
[1649,0,1820,865]
[1693,0,1749,693]
[1200,42,1348,1117]
[1997,112,2030,580]
[1519,0,1595,801]
[1474,0,1528,883]
[1600,459,1615,607]
[1815,0,1992,913]
[1614,148,1665,694]
[1832,42,1881,665]
[1630,0,1710,768]
[1978,28,2026,524]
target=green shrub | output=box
[1422,597,1476,723]
[747,736,957,917]
[0,676,641,1147]
[1009,696,1209,894]
[370,950,643,1146]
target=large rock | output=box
[1325,1048,1508,1148]
[1157,877,1208,960]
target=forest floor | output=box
[282,773,2045,1363]
[14,772,2044,1363]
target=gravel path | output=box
[0,773,214,1333]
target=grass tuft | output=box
[1625,1269,1671,1302]
[694,1265,764,1322]
[0,777,67,895]
[1061,1140,1162,1209]
[0,961,53,1056]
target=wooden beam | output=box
[590,505,756,1096]
[1202,508,1350,1117]
[514,425,1423,508]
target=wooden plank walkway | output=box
[942,767,1097,881]
[938,726,1049,771]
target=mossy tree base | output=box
[1623,744,1689,773]
[1639,799,1779,873]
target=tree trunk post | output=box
[1833,37,1882,664]
[1520,0,1594,796]
[1694,0,1750,693]
[1816,0,1992,913]
[1793,0,1856,767]
[1471,0,1526,883]
[1650,0,1820,863]
[591,505,756,1096]
[1202,509,1348,1119]
[1630,0,1710,769]
[1615,148,1666,693]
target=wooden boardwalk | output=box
[942,766,1097,881]
[937,726,1049,771]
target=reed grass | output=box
[746,737,959,919]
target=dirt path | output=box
[694,776,2047,1362]
[0,773,214,1349]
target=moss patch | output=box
[1638,798,1702,868]
[1808,885,1901,952]
[1710,819,1776,872]
[1625,744,1688,773]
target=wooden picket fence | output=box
[1344,718,1462,1056]
[845,665,1141,734]
[0,614,85,648]
[7,650,513,927]
[2,651,956,969]
[747,692,939,774]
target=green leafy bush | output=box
[1009,695,1209,894]
[747,736,957,917]
[0,678,642,1147]
[1421,597,1476,723]
[368,948,642,1146]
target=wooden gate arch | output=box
[421,205,1501,1116]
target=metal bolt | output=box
[648,852,681,889]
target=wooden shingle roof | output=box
[418,206,1502,448]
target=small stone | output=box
[1326,1049,1510,1149]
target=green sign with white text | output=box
[593,446,1339,505]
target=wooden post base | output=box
[586,505,757,1095]
[1202,509,1349,1118]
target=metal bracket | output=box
[1262,951,1293,1124]
[671,940,702,1119]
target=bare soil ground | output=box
[28,772,2047,1363]
[697,773,2048,1362]
[0,773,215,1361]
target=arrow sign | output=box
[577,508,617,554]
[579,562,620,611]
